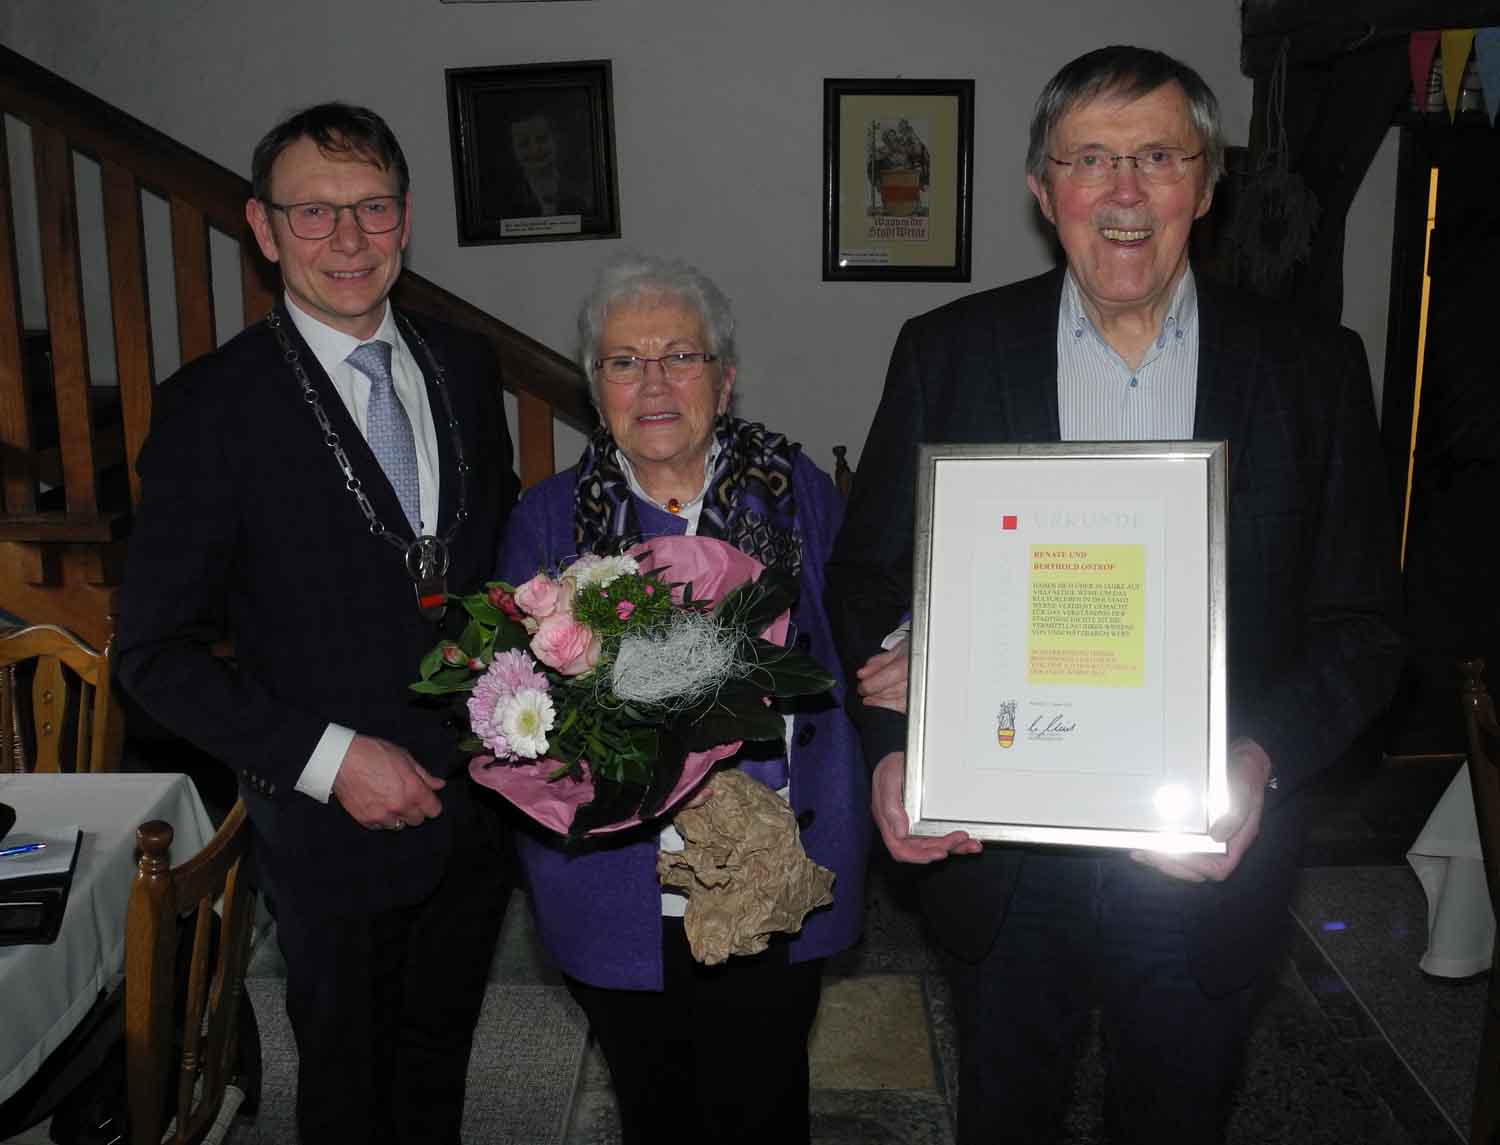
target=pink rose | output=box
[531,613,600,676]
[616,600,635,621]
[439,641,467,667]
[514,574,565,620]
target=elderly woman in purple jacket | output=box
[495,254,869,1145]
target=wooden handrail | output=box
[0,43,595,647]
[0,47,252,236]
[393,273,594,428]
[0,41,594,448]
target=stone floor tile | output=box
[811,1089,955,1144]
[811,974,936,1090]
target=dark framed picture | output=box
[822,78,974,282]
[445,60,620,245]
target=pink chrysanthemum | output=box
[489,648,549,692]
[468,650,550,758]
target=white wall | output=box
[3,0,1392,471]
[1343,127,1400,417]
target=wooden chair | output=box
[1458,658,1500,1145]
[124,799,258,1145]
[832,445,853,497]
[0,623,123,773]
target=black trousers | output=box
[565,918,824,1145]
[268,808,511,1145]
[952,851,1257,1145]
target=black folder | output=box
[0,827,83,946]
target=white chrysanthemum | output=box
[499,687,556,758]
[611,612,740,706]
[565,553,639,591]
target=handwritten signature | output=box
[1026,711,1078,740]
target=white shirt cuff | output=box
[880,620,911,651]
[296,723,355,802]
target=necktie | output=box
[346,340,421,535]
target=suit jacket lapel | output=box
[993,268,1065,443]
[1192,280,1256,491]
[399,311,459,536]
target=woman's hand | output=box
[857,641,910,713]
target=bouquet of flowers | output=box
[412,535,834,839]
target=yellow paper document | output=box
[1026,544,1145,687]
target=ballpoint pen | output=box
[0,842,46,858]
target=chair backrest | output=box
[1457,658,1499,1145]
[124,799,257,1145]
[0,624,122,773]
[832,445,853,497]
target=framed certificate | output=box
[906,442,1229,853]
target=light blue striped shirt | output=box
[1056,269,1199,442]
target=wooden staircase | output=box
[0,44,595,649]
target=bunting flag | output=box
[1476,28,1500,123]
[1411,30,1440,110]
[1440,29,1476,119]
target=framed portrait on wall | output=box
[822,77,974,282]
[445,60,621,245]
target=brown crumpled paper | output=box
[656,769,835,965]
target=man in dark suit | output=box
[827,47,1402,1145]
[118,103,520,1144]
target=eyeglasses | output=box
[266,196,404,239]
[1047,148,1202,186]
[592,352,719,385]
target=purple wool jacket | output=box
[496,452,870,990]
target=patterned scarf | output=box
[573,416,802,577]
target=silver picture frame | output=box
[906,441,1229,853]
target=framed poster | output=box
[906,442,1229,853]
[822,78,974,282]
[445,60,620,245]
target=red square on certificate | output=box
[1002,515,1018,531]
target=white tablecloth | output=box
[1407,763,1496,978]
[0,773,215,1104]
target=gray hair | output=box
[1025,45,1225,188]
[576,254,738,396]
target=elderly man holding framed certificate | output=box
[826,45,1402,1145]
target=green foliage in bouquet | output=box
[413,554,834,839]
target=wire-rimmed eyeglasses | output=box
[1047,148,1203,187]
[592,352,720,385]
[266,196,405,240]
